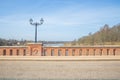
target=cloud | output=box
[42,5,120,28]
[0,1,120,41]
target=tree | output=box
[73,23,120,45]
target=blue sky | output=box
[0,0,120,41]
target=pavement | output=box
[0,56,120,61]
[0,60,120,80]
[0,56,120,80]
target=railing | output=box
[43,47,119,56]
[0,46,27,56]
[0,45,120,56]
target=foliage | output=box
[0,38,29,46]
[74,24,120,45]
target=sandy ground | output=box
[0,60,120,80]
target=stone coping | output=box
[0,56,120,61]
[0,46,27,48]
[0,46,120,48]
[44,46,120,48]
[27,43,42,44]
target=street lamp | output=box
[29,18,44,43]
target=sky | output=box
[0,0,120,41]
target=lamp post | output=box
[29,18,44,43]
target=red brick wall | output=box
[0,43,120,56]
[0,46,27,56]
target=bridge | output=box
[0,43,120,57]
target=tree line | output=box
[0,38,70,46]
[0,38,29,46]
[71,23,120,46]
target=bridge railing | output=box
[0,46,27,56]
[0,44,120,56]
[42,47,120,56]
